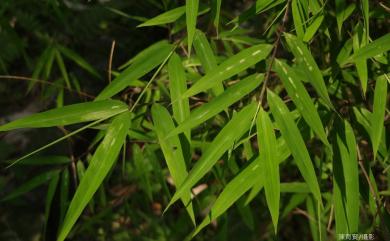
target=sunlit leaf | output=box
[57,112,131,241]
[274,59,330,146]
[186,0,199,55]
[371,75,387,159]
[267,90,322,204]
[151,104,195,224]
[138,6,186,27]
[284,33,333,109]
[0,100,128,131]
[168,74,263,137]
[165,103,257,210]
[257,108,280,232]
[184,44,272,97]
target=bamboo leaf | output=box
[137,6,186,27]
[333,120,359,233]
[151,104,195,225]
[211,0,222,35]
[284,33,333,109]
[192,157,262,237]
[267,90,322,204]
[303,15,324,42]
[57,112,131,241]
[274,59,330,146]
[186,0,199,55]
[96,42,174,100]
[257,108,280,232]
[344,33,390,63]
[165,103,257,210]
[193,30,224,96]
[55,50,71,89]
[0,100,128,131]
[184,44,272,97]
[168,74,263,137]
[292,0,305,39]
[371,75,388,159]
[57,45,100,79]
[1,170,60,202]
[168,53,191,141]
[344,121,359,232]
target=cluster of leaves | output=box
[0,0,389,240]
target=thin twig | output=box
[108,40,116,83]
[0,75,95,99]
[257,0,292,106]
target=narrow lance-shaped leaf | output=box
[371,75,388,159]
[168,53,191,141]
[0,100,128,132]
[344,121,359,232]
[274,59,330,146]
[257,108,280,232]
[303,15,324,42]
[333,120,359,234]
[1,170,60,202]
[55,50,71,89]
[352,23,368,95]
[165,103,257,210]
[284,33,333,109]
[151,104,195,225]
[186,0,199,55]
[183,44,272,97]
[57,112,132,241]
[292,0,305,39]
[192,157,262,237]
[95,42,174,100]
[344,33,390,64]
[193,30,224,96]
[267,90,322,204]
[193,135,291,236]
[138,6,186,27]
[211,0,222,35]
[56,45,100,79]
[168,74,264,137]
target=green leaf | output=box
[165,103,257,210]
[344,33,390,63]
[168,74,263,137]
[44,172,60,236]
[274,59,330,146]
[335,1,355,35]
[257,108,280,232]
[303,15,324,42]
[57,112,131,241]
[186,0,199,55]
[192,157,262,237]
[344,121,359,232]
[168,53,191,141]
[57,45,100,79]
[55,50,71,89]
[1,170,60,202]
[333,120,359,233]
[211,0,222,35]
[292,0,306,39]
[267,90,322,204]
[137,6,186,27]
[151,104,195,225]
[184,44,272,97]
[59,168,70,225]
[193,30,224,96]
[0,100,128,131]
[284,33,333,109]
[371,75,388,159]
[95,42,174,100]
